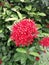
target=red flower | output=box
[10,19,38,47]
[43,50,46,53]
[38,52,40,54]
[0,59,2,64]
[35,57,40,61]
[39,37,49,47]
[46,23,49,28]
[0,2,4,6]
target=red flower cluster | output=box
[10,19,38,46]
[39,37,49,47]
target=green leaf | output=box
[7,38,11,46]
[14,52,27,65]
[5,18,18,21]
[1,62,5,65]
[36,24,42,29]
[38,33,49,37]
[47,7,49,9]
[0,33,4,37]
[25,5,32,11]
[2,56,7,61]
[6,25,12,31]
[29,47,35,52]
[20,0,24,2]
[4,2,11,8]
[29,52,40,57]
[0,30,2,33]
[2,46,6,51]
[16,48,39,57]
[21,54,27,65]
[28,12,36,16]
[42,28,49,33]
[32,8,36,11]
[12,6,21,11]
[7,62,12,65]
[14,53,21,61]
[28,55,34,61]
[16,11,23,19]
[40,46,44,51]
[37,12,46,16]
[39,50,49,65]
[42,0,49,6]
[16,48,26,53]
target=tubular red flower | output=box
[39,37,49,47]
[10,19,38,47]
[35,57,40,61]
[46,24,49,28]
[0,59,2,64]
[43,50,46,53]
[38,52,41,54]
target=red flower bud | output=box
[38,52,40,54]
[0,2,4,6]
[0,59,2,64]
[43,50,46,53]
[35,57,40,61]
[46,24,49,28]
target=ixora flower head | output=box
[39,37,49,47]
[10,19,38,47]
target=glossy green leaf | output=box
[5,18,18,21]
[29,52,40,57]
[25,5,32,11]
[16,48,26,53]
[37,12,46,16]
